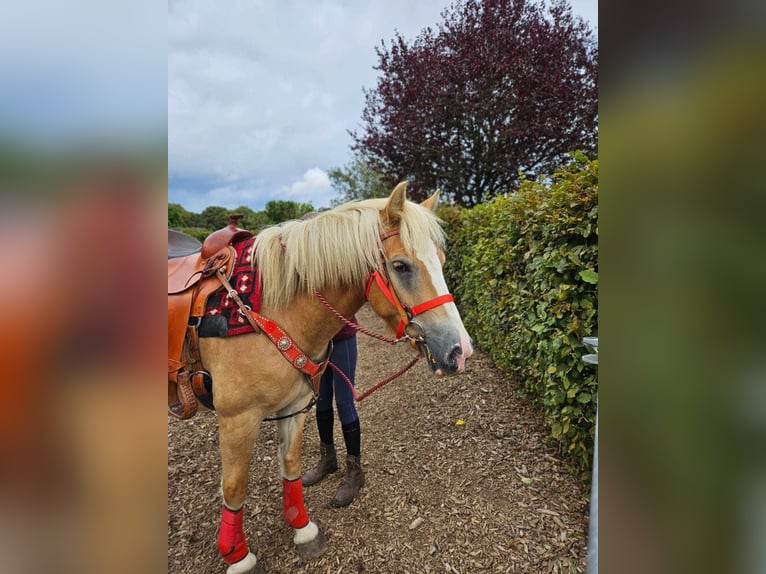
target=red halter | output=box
[365,229,455,339]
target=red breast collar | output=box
[245,310,329,394]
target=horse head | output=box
[366,182,474,376]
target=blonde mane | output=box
[254,197,446,309]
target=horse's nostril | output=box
[446,344,462,369]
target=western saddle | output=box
[168,215,254,419]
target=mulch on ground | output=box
[168,305,590,573]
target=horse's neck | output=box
[265,286,365,359]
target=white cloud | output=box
[273,168,334,207]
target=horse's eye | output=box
[391,260,411,274]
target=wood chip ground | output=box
[168,306,590,573]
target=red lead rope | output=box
[329,355,421,402]
[313,287,422,401]
[302,227,455,401]
[312,289,405,345]
[314,266,455,400]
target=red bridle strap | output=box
[393,293,455,339]
[365,229,457,339]
[365,230,412,331]
[365,270,398,305]
[408,293,455,318]
[379,228,401,241]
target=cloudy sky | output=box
[169,0,597,213]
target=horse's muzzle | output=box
[420,337,472,377]
[409,317,473,376]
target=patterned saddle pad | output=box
[200,235,262,337]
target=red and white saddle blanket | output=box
[200,236,263,337]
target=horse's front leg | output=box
[277,410,328,559]
[217,411,265,574]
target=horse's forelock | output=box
[398,203,446,257]
[359,197,445,255]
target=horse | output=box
[181,182,473,573]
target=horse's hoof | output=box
[295,527,327,560]
[226,552,266,574]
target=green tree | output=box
[168,202,194,229]
[328,154,391,206]
[263,200,314,224]
[229,205,271,232]
[198,205,230,230]
[353,0,597,206]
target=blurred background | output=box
[600,1,766,573]
[0,1,167,573]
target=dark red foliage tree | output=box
[353,0,598,206]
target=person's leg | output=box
[329,337,365,507]
[303,370,338,486]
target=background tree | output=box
[328,153,391,206]
[198,205,230,229]
[230,205,272,232]
[263,200,314,223]
[353,0,597,206]
[168,202,195,228]
[168,199,318,236]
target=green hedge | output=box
[173,227,213,242]
[442,153,598,477]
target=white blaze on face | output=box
[421,243,474,368]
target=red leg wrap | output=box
[282,478,309,529]
[218,505,249,564]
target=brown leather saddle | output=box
[168,215,254,419]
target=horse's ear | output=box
[385,181,408,224]
[421,189,440,212]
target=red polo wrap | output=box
[218,505,249,564]
[282,477,309,528]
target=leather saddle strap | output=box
[169,370,198,419]
[168,324,209,419]
[216,268,262,334]
[168,326,204,420]
[185,323,211,405]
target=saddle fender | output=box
[168,245,235,420]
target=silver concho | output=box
[294,355,307,368]
[277,336,291,351]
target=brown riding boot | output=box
[331,455,365,507]
[303,443,338,486]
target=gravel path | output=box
[168,305,590,573]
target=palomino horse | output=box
[195,183,473,573]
